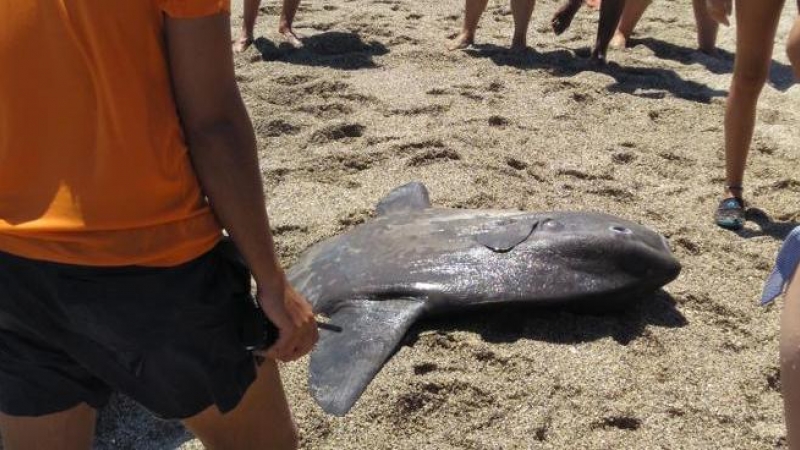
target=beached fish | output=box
[287,182,681,416]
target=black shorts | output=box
[0,240,259,419]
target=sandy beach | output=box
[90,0,800,448]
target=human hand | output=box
[256,274,319,362]
[705,0,732,26]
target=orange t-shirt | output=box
[0,0,231,266]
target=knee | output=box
[730,67,769,97]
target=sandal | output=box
[715,196,745,230]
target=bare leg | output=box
[279,0,304,48]
[591,0,625,63]
[693,0,719,54]
[551,0,583,36]
[448,0,490,50]
[235,0,261,52]
[183,360,299,450]
[782,266,800,450]
[510,0,537,50]
[611,0,651,48]
[788,16,800,79]
[0,404,96,450]
[720,0,784,203]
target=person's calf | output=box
[592,0,625,63]
[0,404,97,450]
[183,360,299,450]
[694,0,719,55]
[781,273,800,450]
[787,17,800,79]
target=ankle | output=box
[725,184,743,198]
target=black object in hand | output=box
[241,306,279,351]
[240,305,343,352]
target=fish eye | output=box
[610,225,632,235]
[542,219,563,230]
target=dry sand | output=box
[94,0,800,449]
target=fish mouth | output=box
[660,235,673,254]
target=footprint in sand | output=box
[302,79,350,96]
[309,122,366,144]
[258,119,302,137]
[590,416,642,431]
[406,148,461,167]
[589,187,635,202]
[611,151,637,165]
[658,151,695,166]
[393,139,446,154]
[426,87,451,96]
[271,224,309,237]
[272,74,317,86]
[505,157,527,170]
[488,115,511,127]
[413,362,438,375]
[673,237,701,256]
[337,209,374,230]
[386,103,448,117]
[296,102,354,119]
[765,366,781,392]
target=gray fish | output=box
[287,182,681,416]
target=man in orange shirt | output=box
[0,1,317,449]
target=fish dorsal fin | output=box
[476,218,538,253]
[375,182,431,216]
[309,298,426,416]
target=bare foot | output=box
[279,28,304,48]
[590,48,607,66]
[609,31,627,49]
[233,36,254,53]
[698,46,719,57]
[510,35,528,52]
[585,0,601,9]
[551,0,582,36]
[447,32,475,51]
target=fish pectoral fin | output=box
[309,298,425,416]
[476,218,539,253]
[375,182,431,216]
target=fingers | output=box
[267,316,317,362]
[705,0,731,26]
[259,284,319,362]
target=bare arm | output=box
[164,12,317,361]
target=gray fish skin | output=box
[287,182,681,416]
[290,209,679,314]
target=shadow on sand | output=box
[738,208,800,241]
[463,44,727,103]
[95,395,192,450]
[407,290,687,348]
[630,37,796,91]
[253,31,389,70]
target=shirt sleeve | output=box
[159,0,231,18]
